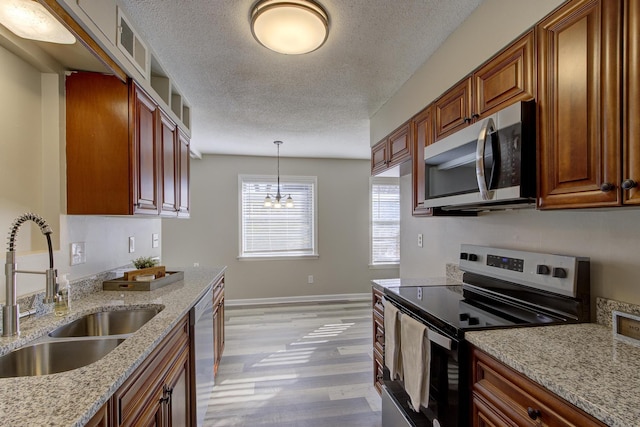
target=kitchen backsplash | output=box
[596,297,640,328]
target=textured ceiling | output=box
[118,0,483,159]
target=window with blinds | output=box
[371,178,400,265]
[239,175,317,258]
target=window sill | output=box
[238,254,320,261]
[369,263,400,270]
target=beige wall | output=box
[161,155,399,302]
[0,43,161,301]
[373,0,640,309]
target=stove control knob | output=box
[536,264,550,275]
[468,317,480,325]
[468,253,478,262]
[552,267,567,278]
[459,313,470,321]
[460,252,468,260]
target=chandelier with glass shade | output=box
[264,141,294,208]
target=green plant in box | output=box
[132,256,158,269]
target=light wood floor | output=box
[204,300,382,426]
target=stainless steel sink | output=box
[48,308,161,338]
[0,338,124,378]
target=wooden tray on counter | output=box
[103,271,184,291]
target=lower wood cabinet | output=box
[213,275,225,376]
[85,402,110,427]
[470,346,606,427]
[372,287,385,394]
[113,315,191,427]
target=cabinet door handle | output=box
[621,179,637,190]
[600,182,615,192]
[471,113,480,120]
[527,407,541,420]
[464,117,472,123]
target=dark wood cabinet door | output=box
[387,123,411,168]
[159,111,178,216]
[411,106,434,216]
[371,139,388,175]
[165,347,191,427]
[623,0,640,204]
[434,77,473,141]
[537,0,621,209]
[474,30,535,118]
[85,402,110,427]
[178,132,190,217]
[132,84,160,214]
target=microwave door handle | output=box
[475,117,495,200]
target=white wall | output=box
[162,155,399,301]
[0,42,161,301]
[373,0,640,310]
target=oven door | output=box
[382,326,463,427]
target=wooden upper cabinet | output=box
[623,0,640,205]
[132,85,160,215]
[434,77,473,141]
[159,110,178,216]
[178,132,191,217]
[370,122,411,175]
[66,72,190,217]
[474,30,535,118]
[537,0,621,209]
[371,139,389,175]
[411,106,433,215]
[434,30,535,143]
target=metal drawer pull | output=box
[527,407,541,420]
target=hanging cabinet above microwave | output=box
[66,72,190,217]
[434,30,535,141]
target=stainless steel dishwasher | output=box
[191,285,215,426]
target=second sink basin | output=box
[0,338,124,378]
[49,308,161,338]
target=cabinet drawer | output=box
[471,348,606,427]
[374,317,384,354]
[373,348,384,394]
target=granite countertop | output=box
[466,323,640,427]
[0,266,225,426]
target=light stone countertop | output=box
[0,266,225,427]
[466,323,640,427]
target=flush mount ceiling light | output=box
[264,141,294,208]
[251,0,329,55]
[0,0,75,44]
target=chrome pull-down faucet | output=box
[3,213,57,337]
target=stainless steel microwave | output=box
[424,100,536,211]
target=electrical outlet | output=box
[308,275,314,284]
[418,233,423,248]
[193,262,200,267]
[70,242,86,266]
[152,233,159,248]
[128,236,135,253]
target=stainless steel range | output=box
[380,244,590,427]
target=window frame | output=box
[369,176,400,268]
[238,174,319,260]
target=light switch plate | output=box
[152,233,159,248]
[128,236,135,253]
[70,242,86,265]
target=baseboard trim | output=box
[226,293,371,307]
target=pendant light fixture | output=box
[264,141,294,208]
[0,0,76,44]
[251,0,329,55]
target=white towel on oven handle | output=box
[383,298,402,380]
[400,313,430,412]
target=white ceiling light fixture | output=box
[264,141,294,209]
[251,0,329,55]
[0,0,75,44]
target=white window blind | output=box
[240,175,317,258]
[371,178,400,265]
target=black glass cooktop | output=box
[382,285,566,340]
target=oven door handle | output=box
[475,117,495,201]
[427,328,452,351]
